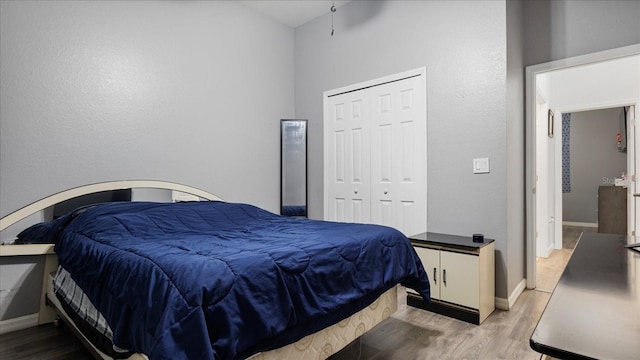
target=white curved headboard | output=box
[0,180,223,231]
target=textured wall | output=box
[0,0,293,321]
[506,0,526,302]
[294,0,509,297]
[0,0,294,219]
[524,0,640,66]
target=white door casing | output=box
[535,99,551,258]
[628,105,637,235]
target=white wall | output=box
[548,56,640,111]
[294,0,509,298]
[535,100,552,257]
[0,0,295,220]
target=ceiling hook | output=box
[331,1,336,36]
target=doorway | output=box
[536,107,629,292]
[525,45,640,289]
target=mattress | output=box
[47,269,398,360]
[47,270,148,360]
[53,266,133,358]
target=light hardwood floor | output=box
[0,228,585,359]
[534,226,592,293]
[330,226,586,360]
[330,287,551,360]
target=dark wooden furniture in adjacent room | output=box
[598,185,627,234]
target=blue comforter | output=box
[49,201,430,360]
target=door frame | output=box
[525,44,640,289]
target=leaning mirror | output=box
[281,119,307,217]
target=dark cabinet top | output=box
[530,232,640,360]
[409,232,494,250]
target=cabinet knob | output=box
[354,189,358,194]
[384,189,388,195]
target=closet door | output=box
[324,91,371,223]
[370,76,427,236]
[324,68,427,236]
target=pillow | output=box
[16,222,56,244]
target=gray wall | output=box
[295,0,639,301]
[0,0,294,219]
[0,0,293,321]
[523,0,640,66]
[1,0,638,322]
[294,0,510,298]
[0,256,43,321]
[562,108,627,223]
[506,0,526,301]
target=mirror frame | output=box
[280,119,308,217]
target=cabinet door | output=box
[412,247,440,300]
[440,251,479,309]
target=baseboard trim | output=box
[0,313,38,335]
[496,278,526,311]
[495,296,509,311]
[563,221,598,228]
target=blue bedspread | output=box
[49,201,430,360]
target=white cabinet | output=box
[323,68,427,236]
[407,232,495,325]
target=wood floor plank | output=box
[0,321,93,360]
[331,288,550,360]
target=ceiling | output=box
[238,0,352,28]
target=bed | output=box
[1,181,430,360]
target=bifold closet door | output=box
[370,75,426,236]
[325,90,372,224]
[324,68,426,236]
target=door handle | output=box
[433,268,437,284]
[443,269,447,286]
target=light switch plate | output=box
[473,158,490,174]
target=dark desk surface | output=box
[530,232,640,360]
[409,232,494,250]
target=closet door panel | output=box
[325,93,371,223]
[371,88,394,228]
[326,99,348,222]
[370,76,426,236]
